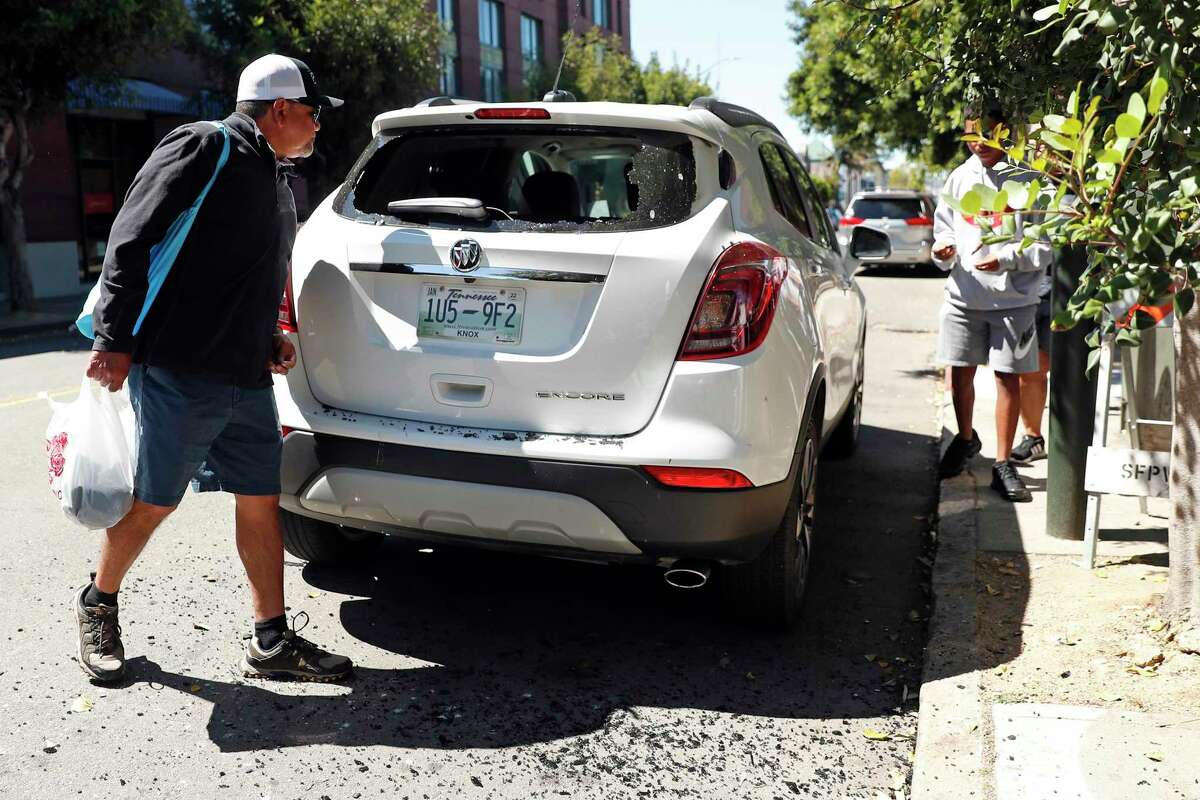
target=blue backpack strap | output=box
[196,122,231,205]
[129,121,231,336]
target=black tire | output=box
[280,509,382,564]
[826,361,864,458]
[722,414,819,629]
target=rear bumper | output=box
[280,430,794,564]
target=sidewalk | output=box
[0,293,87,338]
[912,367,1200,800]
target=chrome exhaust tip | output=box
[663,561,711,589]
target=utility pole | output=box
[1046,246,1098,539]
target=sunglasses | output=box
[287,100,320,122]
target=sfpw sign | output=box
[1084,446,1171,499]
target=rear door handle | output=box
[431,374,493,408]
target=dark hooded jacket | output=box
[90,112,296,388]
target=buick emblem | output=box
[449,239,482,272]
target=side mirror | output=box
[849,226,891,261]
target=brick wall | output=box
[430,0,631,102]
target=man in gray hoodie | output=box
[933,107,1052,502]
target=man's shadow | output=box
[121,512,927,753]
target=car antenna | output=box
[544,34,576,101]
[543,13,576,102]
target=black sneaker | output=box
[74,583,126,682]
[939,429,983,478]
[241,613,352,682]
[992,461,1033,502]
[1009,434,1047,465]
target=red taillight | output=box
[678,242,787,361]
[281,425,294,437]
[278,270,297,333]
[905,216,933,226]
[475,107,551,119]
[643,466,754,489]
[839,216,864,226]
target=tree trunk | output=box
[1169,305,1200,635]
[0,103,37,312]
[0,187,36,312]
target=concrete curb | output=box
[0,319,77,339]
[911,404,986,799]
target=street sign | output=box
[1083,446,1171,499]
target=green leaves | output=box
[961,191,982,216]
[1033,4,1061,22]
[1127,92,1147,124]
[1148,73,1169,115]
[1002,180,1031,210]
[1042,114,1068,131]
[1115,113,1142,139]
[941,191,964,214]
[1040,129,1076,151]
[1176,288,1196,318]
[1114,92,1148,138]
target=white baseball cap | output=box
[236,54,343,108]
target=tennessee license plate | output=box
[417,284,526,344]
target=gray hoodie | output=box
[932,155,1051,311]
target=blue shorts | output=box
[127,365,282,507]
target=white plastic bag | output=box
[45,377,138,530]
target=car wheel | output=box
[826,361,864,458]
[280,509,382,564]
[722,414,819,629]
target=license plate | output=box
[417,284,526,344]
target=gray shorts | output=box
[937,302,1040,374]
[1036,294,1051,353]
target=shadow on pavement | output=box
[856,263,944,280]
[0,328,90,359]
[119,421,940,753]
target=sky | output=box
[629,0,821,156]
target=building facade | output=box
[430,0,631,102]
[3,1,631,305]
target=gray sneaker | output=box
[1009,434,1047,465]
[74,583,126,682]
[241,613,352,682]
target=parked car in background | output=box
[272,96,873,628]
[837,190,935,269]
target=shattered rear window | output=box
[334,125,698,232]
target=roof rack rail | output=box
[415,96,471,108]
[688,97,780,136]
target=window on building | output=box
[438,0,459,96]
[520,14,543,81]
[594,0,609,28]
[479,0,505,101]
[481,67,504,102]
[577,0,590,18]
[479,0,502,47]
[440,53,459,96]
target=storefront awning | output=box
[67,78,223,118]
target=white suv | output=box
[274,97,870,627]
[837,190,936,268]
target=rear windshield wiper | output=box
[387,197,489,222]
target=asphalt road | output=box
[0,265,945,800]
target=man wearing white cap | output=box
[78,55,352,683]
